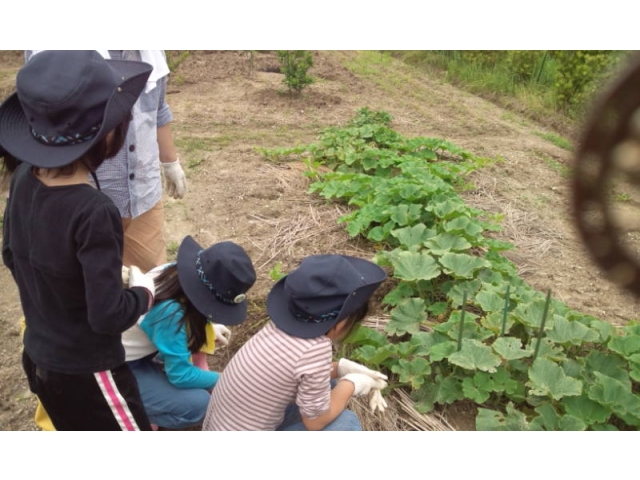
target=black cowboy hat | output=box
[177,236,257,326]
[0,50,152,168]
[266,254,387,339]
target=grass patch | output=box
[534,131,574,151]
[166,240,179,260]
[175,135,232,154]
[536,152,571,178]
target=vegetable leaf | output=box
[448,339,502,373]
[526,358,582,400]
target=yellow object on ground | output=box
[199,322,216,355]
[34,401,55,431]
[20,316,56,431]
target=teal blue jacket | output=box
[140,300,219,390]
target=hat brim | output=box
[0,59,152,168]
[177,235,248,326]
[267,256,387,339]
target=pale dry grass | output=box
[463,177,566,277]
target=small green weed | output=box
[537,152,571,178]
[533,131,574,151]
[187,157,206,169]
[269,262,287,281]
[175,136,223,154]
[166,240,179,259]
[613,191,631,203]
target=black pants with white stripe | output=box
[22,351,152,431]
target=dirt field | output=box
[1,50,638,431]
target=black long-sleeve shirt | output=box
[2,163,150,374]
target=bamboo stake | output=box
[457,291,467,352]
[500,285,511,337]
[533,289,552,360]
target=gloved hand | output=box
[370,389,388,414]
[213,324,231,346]
[161,158,187,199]
[121,266,130,285]
[337,358,388,382]
[341,373,388,397]
[128,265,156,299]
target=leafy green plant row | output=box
[259,107,640,430]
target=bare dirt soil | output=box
[1,50,638,431]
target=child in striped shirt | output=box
[202,254,388,431]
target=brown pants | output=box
[122,200,167,273]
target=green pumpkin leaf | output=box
[591,424,619,431]
[608,334,640,357]
[448,339,502,373]
[390,224,436,247]
[424,233,472,256]
[546,315,599,345]
[367,222,394,242]
[427,301,449,317]
[434,310,493,342]
[342,324,388,348]
[629,361,640,383]
[475,290,506,313]
[388,203,424,226]
[391,357,432,389]
[426,199,466,220]
[529,403,560,431]
[588,372,640,417]
[623,320,640,335]
[461,376,491,403]
[476,403,529,431]
[443,216,484,237]
[585,318,616,343]
[352,344,395,366]
[414,375,464,413]
[526,338,567,362]
[492,337,532,360]
[428,340,458,362]
[558,415,587,431]
[526,358,582,400]
[382,282,417,306]
[409,331,450,356]
[481,311,516,336]
[446,279,482,307]
[513,299,556,330]
[386,250,441,282]
[585,350,630,386]
[440,252,490,279]
[385,298,426,337]
[562,394,611,425]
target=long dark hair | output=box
[152,263,208,353]
[333,303,369,344]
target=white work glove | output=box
[370,389,388,414]
[213,324,231,346]
[337,358,388,382]
[161,158,187,199]
[121,266,130,285]
[341,373,388,397]
[128,265,156,299]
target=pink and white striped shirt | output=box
[203,321,333,430]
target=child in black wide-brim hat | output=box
[0,50,158,430]
[121,235,257,430]
[202,254,389,431]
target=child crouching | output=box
[202,254,387,431]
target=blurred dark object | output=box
[573,52,640,297]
